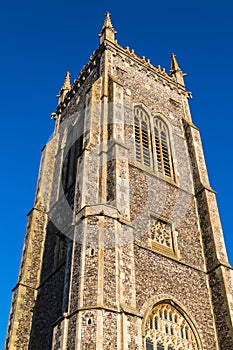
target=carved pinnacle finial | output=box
[99,12,117,44]
[104,12,114,29]
[62,71,71,90]
[57,72,71,105]
[170,53,180,73]
[170,53,187,86]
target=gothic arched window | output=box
[134,107,151,167]
[144,303,199,350]
[146,338,154,350]
[154,117,174,179]
[62,119,83,193]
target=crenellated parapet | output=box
[52,13,191,129]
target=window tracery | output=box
[54,234,68,269]
[133,109,175,181]
[146,338,154,350]
[62,120,83,193]
[145,304,199,350]
[134,107,151,167]
[149,216,177,257]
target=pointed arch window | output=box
[144,303,199,350]
[146,339,154,350]
[62,118,84,193]
[134,107,151,167]
[134,109,175,181]
[154,117,174,179]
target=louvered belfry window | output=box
[134,107,151,167]
[134,109,174,180]
[62,119,84,193]
[154,117,174,179]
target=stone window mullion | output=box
[145,304,199,350]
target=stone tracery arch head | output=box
[143,301,201,350]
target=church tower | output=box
[5,13,233,350]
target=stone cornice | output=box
[76,204,132,227]
[182,117,199,130]
[12,281,37,292]
[105,39,190,97]
[55,45,104,117]
[52,304,143,327]
[206,261,233,274]
[54,39,191,119]
[195,184,216,196]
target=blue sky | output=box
[1,0,233,347]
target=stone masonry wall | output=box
[106,42,226,349]
[25,56,103,349]
[209,266,233,349]
[28,265,66,350]
[134,244,217,349]
[129,166,205,270]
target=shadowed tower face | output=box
[5,13,233,350]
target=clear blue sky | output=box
[1,0,233,347]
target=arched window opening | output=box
[157,343,164,350]
[62,119,84,193]
[164,310,167,320]
[134,107,151,167]
[181,327,184,338]
[154,117,174,179]
[134,109,176,182]
[150,317,153,329]
[54,234,68,269]
[145,303,199,350]
[146,338,154,350]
